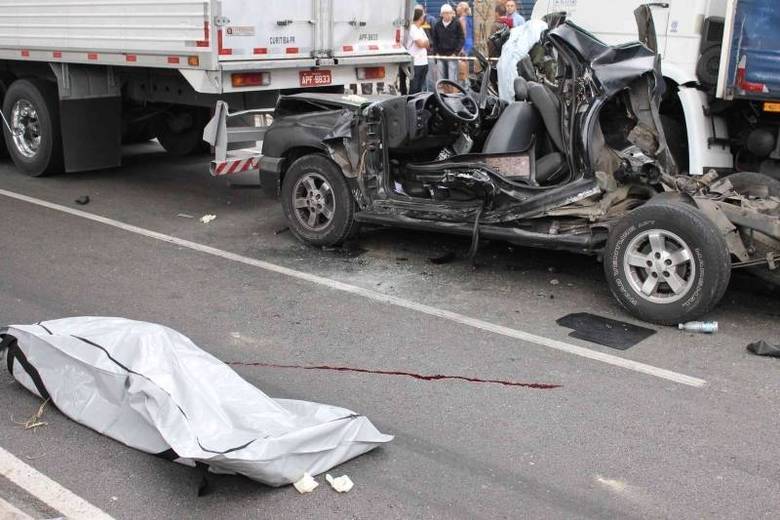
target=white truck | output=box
[0,0,409,177]
[532,0,780,180]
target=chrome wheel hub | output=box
[11,99,41,159]
[623,229,695,304]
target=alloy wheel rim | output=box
[623,229,696,304]
[292,172,335,232]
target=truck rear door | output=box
[717,0,780,101]
[331,0,405,57]
[218,0,316,60]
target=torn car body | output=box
[206,19,779,324]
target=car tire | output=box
[727,172,780,288]
[604,201,732,325]
[2,79,63,176]
[281,154,357,247]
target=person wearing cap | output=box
[431,4,465,85]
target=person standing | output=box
[505,0,526,28]
[407,8,430,94]
[432,4,465,84]
[456,2,473,85]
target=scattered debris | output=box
[13,398,50,431]
[325,473,354,493]
[395,257,409,262]
[1,318,392,487]
[74,195,90,206]
[746,340,780,358]
[199,214,217,224]
[274,226,289,235]
[678,321,718,334]
[557,313,656,350]
[227,361,560,389]
[550,279,560,286]
[293,473,319,494]
[547,266,557,273]
[177,213,194,219]
[430,251,457,265]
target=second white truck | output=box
[533,0,780,180]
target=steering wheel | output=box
[434,79,480,123]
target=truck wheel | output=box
[728,172,780,288]
[2,79,63,176]
[281,154,357,247]
[154,107,208,156]
[604,202,732,325]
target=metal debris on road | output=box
[325,474,354,493]
[678,321,718,334]
[199,214,217,224]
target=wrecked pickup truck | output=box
[205,17,780,325]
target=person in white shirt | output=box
[407,7,430,94]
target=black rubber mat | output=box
[556,312,656,350]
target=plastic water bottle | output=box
[678,321,718,334]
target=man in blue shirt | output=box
[505,0,526,28]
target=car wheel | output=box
[604,201,732,325]
[281,154,357,247]
[2,79,63,176]
[727,172,780,288]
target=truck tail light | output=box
[395,28,401,44]
[736,55,769,94]
[356,67,385,80]
[231,72,271,88]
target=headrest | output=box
[514,77,529,101]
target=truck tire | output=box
[2,79,63,176]
[154,107,208,156]
[604,201,732,325]
[727,172,780,288]
[281,154,357,247]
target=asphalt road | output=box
[1,143,778,519]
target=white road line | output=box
[0,446,114,520]
[0,497,34,520]
[0,188,707,388]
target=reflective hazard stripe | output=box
[211,157,260,177]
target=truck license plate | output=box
[763,102,780,112]
[300,70,332,87]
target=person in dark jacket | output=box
[431,4,465,85]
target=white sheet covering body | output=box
[0,317,392,486]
